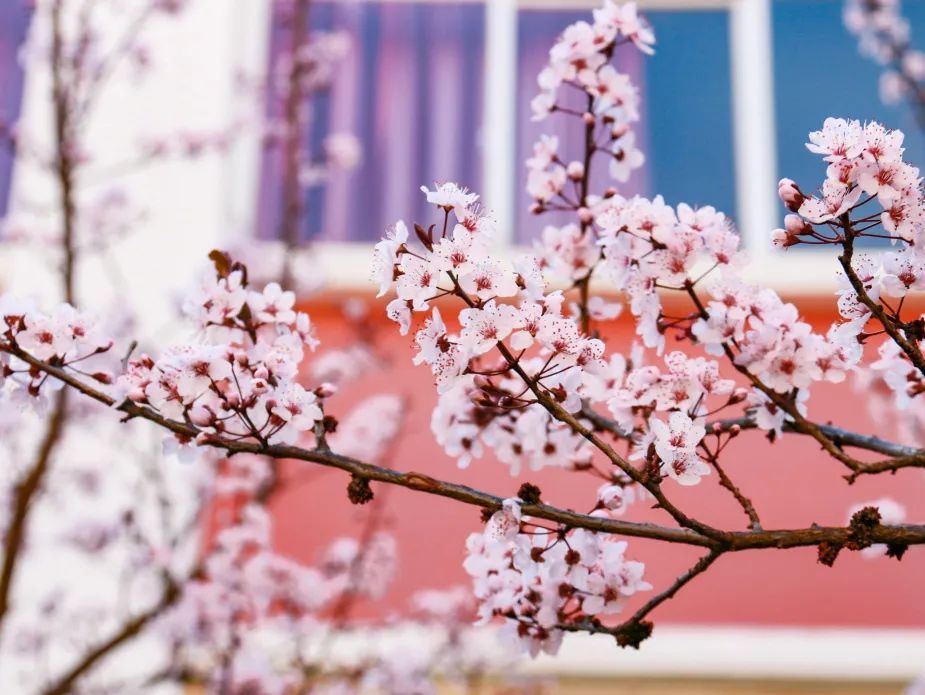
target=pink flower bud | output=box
[784,213,811,235]
[611,123,630,139]
[91,371,112,384]
[582,112,595,126]
[577,207,593,224]
[566,161,585,180]
[771,228,798,248]
[730,387,749,404]
[778,178,805,212]
[316,382,337,398]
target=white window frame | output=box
[224,0,840,292]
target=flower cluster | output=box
[161,502,399,693]
[777,120,925,303]
[464,499,650,657]
[432,364,595,474]
[531,0,653,123]
[694,276,858,386]
[596,196,743,351]
[526,2,651,283]
[117,264,323,449]
[375,184,608,400]
[0,297,113,402]
[771,118,925,420]
[779,119,923,240]
[870,338,925,410]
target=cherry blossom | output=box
[464,500,650,657]
[650,412,709,486]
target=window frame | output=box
[233,0,842,294]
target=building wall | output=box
[272,295,925,629]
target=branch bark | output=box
[0,390,68,633]
[40,574,183,695]
[9,346,925,555]
[279,0,311,289]
[0,0,80,637]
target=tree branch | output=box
[8,345,925,555]
[559,549,722,647]
[40,573,183,695]
[838,215,925,375]
[0,390,68,633]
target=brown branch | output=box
[279,0,311,290]
[8,345,925,555]
[705,452,761,531]
[51,0,78,306]
[0,0,80,637]
[678,261,925,482]
[495,339,728,540]
[682,281,880,478]
[40,573,183,695]
[559,549,722,647]
[447,272,725,540]
[0,390,68,633]
[837,215,925,376]
[710,415,924,459]
[575,91,596,337]
[710,415,925,481]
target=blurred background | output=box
[1,0,924,693]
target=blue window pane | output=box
[257,2,484,244]
[515,9,736,243]
[773,0,925,248]
[0,3,31,218]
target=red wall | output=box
[270,295,925,628]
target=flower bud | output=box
[611,122,630,139]
[771,228,798,248]
[582,112,595,126]
[316,382,337,398]
[778,178,805,212]
[577,207,594,224]
[566,161,585,180]
[729,387,749,404]
[784,213,812,236]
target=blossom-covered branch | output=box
[3,255,925,662]
[375,0,925,656]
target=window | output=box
[256,1,486,244]
[0,3,31,218]
[514,6,737,242]
[255,0,906,293]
